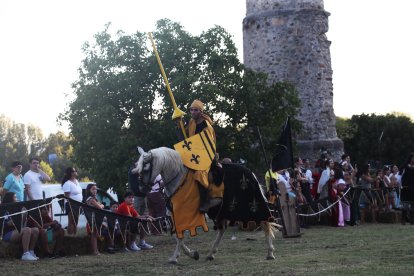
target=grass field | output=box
[1,222,413,275]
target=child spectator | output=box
[85,183,104,255]
[117,190,154,251]
[27,206,65,258]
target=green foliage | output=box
[39,161,54,183]
[340,113,414,166]
[62,19,300,193]
[0,115,29,169]
[336,116,356,140]
[0,115,78,182]
[40,131,74,182]
[0,165,6,183]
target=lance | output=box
[148,32,187,139]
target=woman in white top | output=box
[61,167,82,235]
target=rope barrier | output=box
[297,188,351,217]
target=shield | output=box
[174,130,216,171]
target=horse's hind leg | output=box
[206,222,225,261]
[262,222,276,260]
[168,236,181,264]
[180,239,199,260]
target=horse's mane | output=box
[151,147,184,180]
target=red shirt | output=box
[117,202,139,218]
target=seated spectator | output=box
[1,192,39,261]
[117,190,154,251]
[27,206,65,258]
[105,202,123,252]
[85,183,105,255]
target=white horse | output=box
[133,146,280,263]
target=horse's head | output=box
[134,146,156,187]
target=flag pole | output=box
[256,126,285,234]
[148,32,187,139]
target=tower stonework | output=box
[243,0,343,161]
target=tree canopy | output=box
[62,19,300,193]
[337,113,414,168]
[0,115,74,182]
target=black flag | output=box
[271,117,294,172]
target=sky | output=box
[0,0,413,135]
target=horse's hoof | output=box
[266,255,275,260]
[193,251,199,260]
[168,260,178,265]
[206,255,215,261]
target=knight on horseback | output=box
[178,99,221,213]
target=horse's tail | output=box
[263,221,283,240]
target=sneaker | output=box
[29,250,39,260]
[21,252,37,261]
[129,242,141,252]
[106,247,116,254]
[119,247,130,253]
[138,241,153,250]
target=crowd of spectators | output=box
[0,157,161,261]
[265,150,413,228]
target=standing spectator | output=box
[317,159,334,199]
[1,192,39,261]
[400,153,414,225]
[388,173,398,210]
[341,154,355,174]
[147,174,166,234]
[264,169,278,204]
[294,157,313,204]
[3,161,25,202]
[389,164,402,208]
[128,166,148,216]
[24,157,51,200]
[61,167,82,235]
[303,158,314,196]
[117,190,154,251]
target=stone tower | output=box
[243,0,343,161]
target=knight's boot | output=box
[198,183,210,213]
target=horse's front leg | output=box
[180,239,199,260]
[206,222,225,261]
[168,235,181,264]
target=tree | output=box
[339,113,414,167]
[39,161,54,184]
[0,115,29,169]
[62,19,300,193]
[27,124,45,157]
[40,131,75,183]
